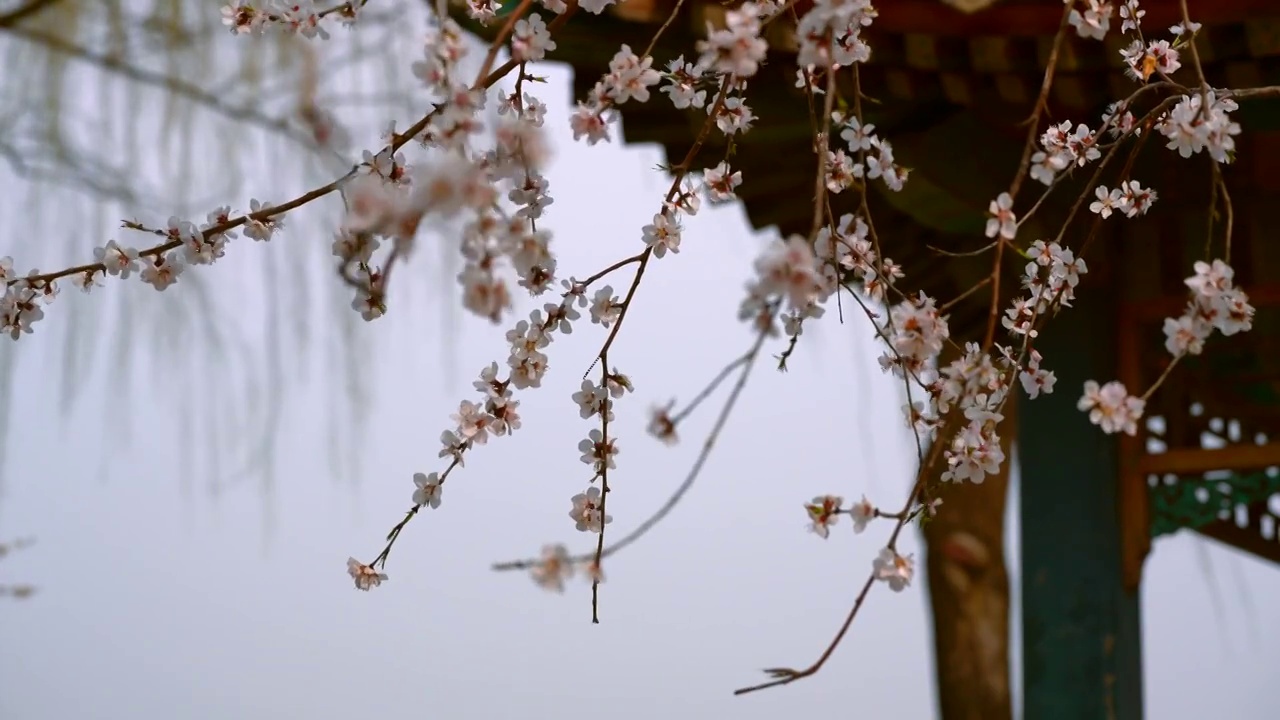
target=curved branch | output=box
[0,0,60,28]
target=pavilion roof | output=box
[451,0,1280,343]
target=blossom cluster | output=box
[221,0,363,38]
[1,207,274,339]
[1163,259,1255,357]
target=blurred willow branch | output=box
[0,536,36,599]
[0,0,61,28]
[0,0,439,505]
[2,21,322,150]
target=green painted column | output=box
[1018,291,1143,719]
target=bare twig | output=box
[494,325,771,573]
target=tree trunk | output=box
[922,385,1016,720]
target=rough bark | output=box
[922,388,1017,720]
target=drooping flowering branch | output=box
[2,0,1275,697]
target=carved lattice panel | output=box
[1119,293,1280,568]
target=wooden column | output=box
[1018,291,1143,720]
[923,343,1015,720]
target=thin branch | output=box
[639,0,688,60]
[591,351,609,623]
[671,352,751,425]
[586,74,736,375]
[734,413,957,696]
[983,0,1071,350]
[493,326,770,573]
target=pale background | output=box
[1,6,1278,719]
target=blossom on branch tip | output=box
[1119,0,1145,33]
[1078,380,1145,436]
[511,14,556,63]
[347,557,387,591]
[647,402,678,445]
[1,281,44,340]
[603,46,662,105]
[804,495,842,539]
[530,545,574,592]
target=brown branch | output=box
[0,0,60,27]
[474,0,539,85]
[810,37,838,239]
[735,414,958,696]
[591,352,610,623]
[983,0,1071,349]
[1225,86,1280,101]
[7,4,582,291]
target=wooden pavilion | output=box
[454,1,1280,717]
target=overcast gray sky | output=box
[1,9,1278,719]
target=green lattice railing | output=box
[1150,470,1280,538]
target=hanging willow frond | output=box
[0,0,461,514]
